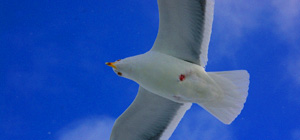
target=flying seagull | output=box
[106,0,250,139]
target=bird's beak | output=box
[105,62,117,69]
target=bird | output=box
[106,0,250,139]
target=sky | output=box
[1,0,300,140]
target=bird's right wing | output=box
[110,87,192,140]
[151,0,215,67]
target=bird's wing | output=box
[151,0,214,67]
[110,87,192,140]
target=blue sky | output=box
[1,0,300,140]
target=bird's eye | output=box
[117,72,122,76]
[117,59,121,61]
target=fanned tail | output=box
[198,70,250,124]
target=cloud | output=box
[171,109,235,140]
[286,55,300,104]
[210,0,300,67]
[57,110,234,140]
[272,0,300,86]
[57,116,115,140]
[291,129,300,140]
[272,0,300,46]
[209,0,263,65]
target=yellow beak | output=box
[105,62,117,69]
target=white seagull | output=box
[106,0,250,139]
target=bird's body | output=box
[124,51,222,104]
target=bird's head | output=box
[105,58,136,79]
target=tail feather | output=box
[199,70,250,124]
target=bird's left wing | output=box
[151,0,215,67]
[110,87,192,140]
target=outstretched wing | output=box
[151,0,215,67]
[110,87,192,140]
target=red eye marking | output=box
[117,72,122,76]
[179,74,185,81]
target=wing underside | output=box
[152,0,215,67]
[110,87,192,140]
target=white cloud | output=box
[210,0,300,68]
[286,55,300,104]
[171,108,235,140]
[57,111,234,140]
[272,0,300,86]
[209,0,263,65]
[272,0,300,46]
[291,129,300,140]
[57,116,115,140]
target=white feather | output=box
[160,103,192,140]
[200,0,215,67]
[200,70,250,124]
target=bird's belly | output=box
[138,69,214,103]
[135,52,219,103]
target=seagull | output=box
[106,0,250,139]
